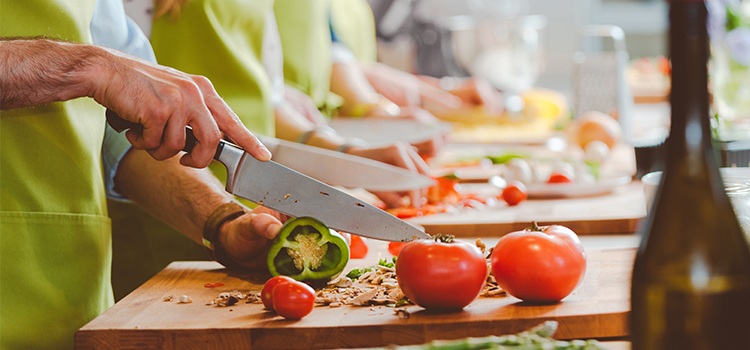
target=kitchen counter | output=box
[76,239,635,349]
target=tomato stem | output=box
[433,234,455,243]
[529,221,543,232]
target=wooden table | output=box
[411,181,647,237]
[76,246,634,349]
[412,141,646,237]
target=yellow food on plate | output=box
[521,88,568,121]
[438,88,568,125]
[440,88,569,144]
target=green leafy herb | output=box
[378,257,397,269]
[346,267,372,280]
[379,321,606,350]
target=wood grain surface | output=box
[76,248,634,350]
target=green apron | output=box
[150,0,275,136]
[274,0,343,115]
[0,1,112,349]
[110,0,277,300]
[330,0,377,63]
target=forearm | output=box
[113,148,234,244]
[0,38,105,109]
[274,103,347,150]
[330,61,380,114]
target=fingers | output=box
[194,75,272,161]
[249,212,283,240]
[98,55,269,167]
[402,144,431,176]
[409,188,427,209]
[350,142,432,208]
[419,87,463,112]
[450,78,504,115]
[411,136,443,159]
[371,191,406,209]
[220,210,283,270]
[469,79,504,115]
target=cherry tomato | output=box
[396,236,487,311]
[501,181,528,206]
[547,172,573,184]
[490,223,586,303]
[349,234,369,259]
[387,241,407,256]
[272,280,316,320]
[261,275,295,311]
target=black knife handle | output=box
[105,109,226,160]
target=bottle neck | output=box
[665,2,714,166]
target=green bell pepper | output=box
[266,217,350,283]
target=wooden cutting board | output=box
[409,181,647,237]
[76,248,634,350]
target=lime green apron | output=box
[330,0,377,63]
[0,2,112,349]
[150,0,275,136]
[109,0,277,300]
[274,0,343,115]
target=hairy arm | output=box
[114,148,283,270]
[0,37,271,167]
[0,38,100,109]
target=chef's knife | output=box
[106,111,429,241]
[256,136,434,191]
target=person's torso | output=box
[274,0,342,114]
[0,1,114,349]
[149,0,276,136]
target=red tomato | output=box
[547,172,573,184]
[501,181,528,206]
[272,280,316,320]
[396,236,487,311]
[261,275,295,311]
[349,234,369,259]
[490,223,586,303]
[387,241,407,256]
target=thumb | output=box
[252,213,283,240]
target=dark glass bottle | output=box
[630,1,750,349]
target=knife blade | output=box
[105,110,429,241]
[215,139,428,241]
[257,136,434,191]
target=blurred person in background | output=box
[325,0,505,122]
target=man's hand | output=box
[346,142,431,208]
[0,39,271,168]
[219,206,285,271]
[92,47,271,167]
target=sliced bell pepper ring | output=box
[266,217,350,283]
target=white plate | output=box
[329,118,451,146]
[524,175,633,198]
